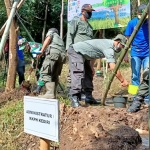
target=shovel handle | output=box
[27,75,31,81]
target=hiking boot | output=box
[85,92,100,104]
[38,82,55,99]
[144,95,149,105]
[80,93,86,101]
[127,96,143,113]
[33,85,42,95]
[69,94,81,108]
[126,100,142,113]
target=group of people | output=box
[4,28,66,100]
[4,3,148,113]
[66,3,149,112]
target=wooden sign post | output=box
[40,138,50,150]
[24,96,59,150]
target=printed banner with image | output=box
[68,0,131,30]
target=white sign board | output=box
[24,96,59,142]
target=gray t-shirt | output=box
[66,16,93,50]
[73,39,115,63]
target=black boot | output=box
[69,94,81,108]
[80,93,86,101]
[33,85,42,95]
[126,96,143,113]
[85,92,100,104]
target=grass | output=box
[89,17,130,30]
[0,100,23,150]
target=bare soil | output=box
[0,66,148,150]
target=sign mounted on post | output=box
[68,0,131,30]
[24,96,59,142]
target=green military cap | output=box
[81,4,95,12]
[113,34,127,46]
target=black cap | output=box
[81,4,95,12]
[138,4,146,14]
[48,28,58,34]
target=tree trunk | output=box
[4,0,18,91]
[42,0,48,43]
[113,6,120,25]
[60,0,64,39]
[112,5,121,25]
[0,0,25,36]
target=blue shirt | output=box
[17,36,24,60]
[124,17,149,57]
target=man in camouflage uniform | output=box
[66,4,99,107]
[34,28,66,98]
[127,66,149,113]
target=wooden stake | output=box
[40,138,50,150]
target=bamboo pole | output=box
[17,17,34,42]
[0,0,25,36]
[60,0,64,39]
[101,3,149,105]
[0,0,19,57]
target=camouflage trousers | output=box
[38,52,64,86]
[137,67,149,98]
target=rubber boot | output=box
[33,85,42,95]
[38,82,55,99]
[126,96,143,113]
[80,89,86,101]
[80,93,86,101]
[67,87,71,99]
[85,91,100,104]
[69,94,81,108]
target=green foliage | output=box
[0,1,7,28]
[17,0,68,42]
[102,0,129,7]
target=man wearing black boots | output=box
[127,66,149,113]
[66,4,98,105]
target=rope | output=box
[16,12,30,24]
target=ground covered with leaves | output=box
[0,64,149,150]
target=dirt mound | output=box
[14,103,147,150]
[59,105,145,150]
[0,89,25,104]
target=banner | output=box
[68,0,131,30]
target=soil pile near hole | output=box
[14,103,147,150]
[0,89,26,103]
[59,105,144,150]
